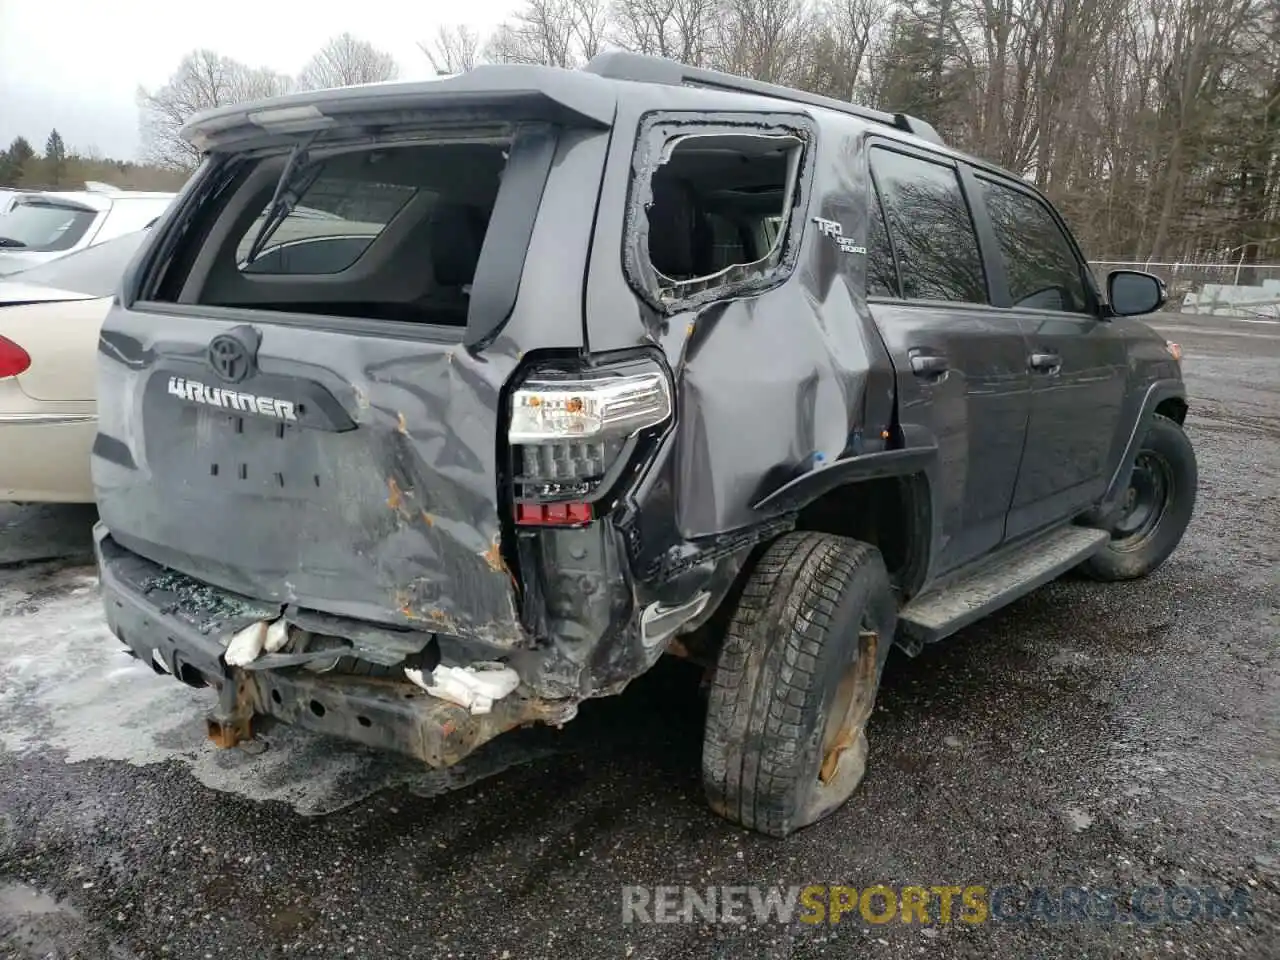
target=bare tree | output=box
[298,33,400,90]
[713,0,811,84]
[794,0,888,99]
[570,0,611,61]
[137,50,293,170]
[483,0,596,66]
[420,24,482,74]
[610,0,714,63]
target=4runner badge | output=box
[166,376,298,422]
[812,217,867,255]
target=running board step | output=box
[899,526,1110,645]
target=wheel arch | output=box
[1098,378,1188,515]
[744,444,937,600]
[1155,395,1188,425]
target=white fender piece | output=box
[404,662,521,715]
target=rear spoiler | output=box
[182,65,616,153]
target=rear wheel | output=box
[1081,414,1197,581]
[702,532,896,837]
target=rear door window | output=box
[866,189,899,298]
[0,200,99,253]
[979,177,1090,313]
[869,148,987,304]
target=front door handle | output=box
[909,350,949,377]
[1029,352,1062,374]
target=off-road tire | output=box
[702,532,896,837]
[1081,414,1197,581]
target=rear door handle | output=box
[909,350,949,377]
[1029,352,1062,374]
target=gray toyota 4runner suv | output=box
[92,53,1196,837]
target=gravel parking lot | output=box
[0,312,1276,959]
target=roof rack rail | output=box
[583,52,944,147]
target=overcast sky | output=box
[0,0,515,161]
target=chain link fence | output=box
[1089,260,1280,319]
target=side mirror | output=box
[1107,269,1166,317]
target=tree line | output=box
[139,5,1279,269]
[0,129,187,192]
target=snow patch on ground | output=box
[0,563,558,815]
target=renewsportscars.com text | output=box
[621,884,1253,926]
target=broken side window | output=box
[639,129,806,303]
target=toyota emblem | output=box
[207,327,260,383]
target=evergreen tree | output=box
[874,0,962,133]
[0,136,34,187]
[44,129,67,186]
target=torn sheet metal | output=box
[280,607,435,666]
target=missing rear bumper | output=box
[95,524,576,766]
[205,665,573,765]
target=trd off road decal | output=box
[812,217,867,255]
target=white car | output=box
[0,183,173,276]
[0,230,147,502]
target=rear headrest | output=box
[646,176,713,280]
[430,203,489,288]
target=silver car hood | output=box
[0,250,67,276]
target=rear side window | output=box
[980,178,1089,313]
[629,119,812,308]
[0,200,98,253]
[869,148,986,304]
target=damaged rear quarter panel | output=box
[585,103,897,551]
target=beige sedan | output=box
[0,232,144,502]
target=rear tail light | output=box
[509,359,672,526]
[0,336,30,378]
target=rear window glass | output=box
[158,139,511,327]
[0,201,98,253]
[9,229,146,297]
[236,176,418,275]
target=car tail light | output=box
[508,359,672,526]
[0,336,30,378]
